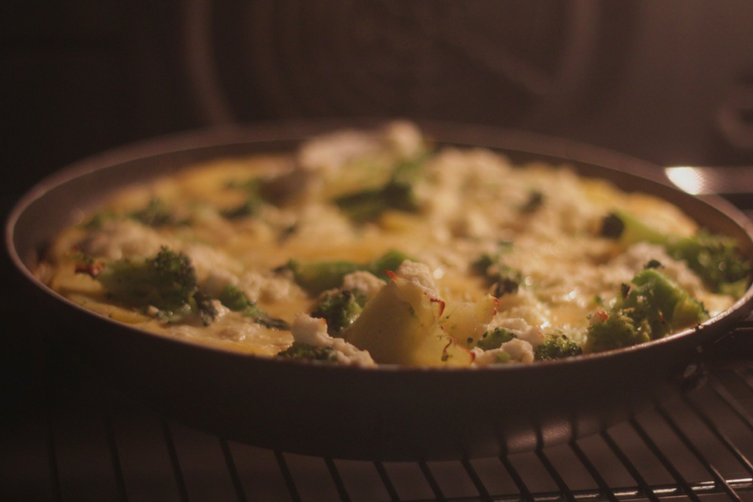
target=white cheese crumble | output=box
[382,120,424,159]
[341,271,386,301]
[395,260,440,297]
[285,203,356,246]
[79,220,170,260]
[487,317,546,347]
[209,300,230,323]
[201,269,240,298]
[181,243,244,282]
[290,314,376,366]
[608,242,704,297]
[238,271,302,303]
[298,131,381,176]
[495,289,549,327]
[472,338,535,366]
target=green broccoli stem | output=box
[286,249,412,295]
[334,152,431,222]
[217,285,290,330]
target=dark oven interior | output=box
[4,2,753,500]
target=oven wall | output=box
[2,0,753,201]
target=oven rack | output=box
[3,325,753,502]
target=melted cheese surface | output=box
[38,122,738,365]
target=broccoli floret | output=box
[618,268,709,339]
[599,212,626,239]
[490,274,521,297]
[218,284,253,311]
[311,289,364,336]
[600,210,751,296]
[81,247,289,328]
[283,249,412,295]
[277,342,338,362]
[671,232,751,297]
[471,246,522,297]
[584,267,709,353]
[284,260,362,296]
[475,327,516,350]
[534,334,582,360]
[585,311,651,353]
[222,177,278,219]
[94,246,197,318]
[217,285,290,330]
[334,153,431,221]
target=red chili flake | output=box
[594,310,609,322]
[385,271,398,281]
[441,338,453,362]
[429,297,445,316]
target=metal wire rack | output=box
[0,314,750,502]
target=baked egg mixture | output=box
[37,122,751,367]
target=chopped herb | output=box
[193,291,218,326]
[600,213,625,238]
[620,283,631,298]
[644,259,663,270]
[520,190,544,213]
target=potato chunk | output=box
[343,271,473,366]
